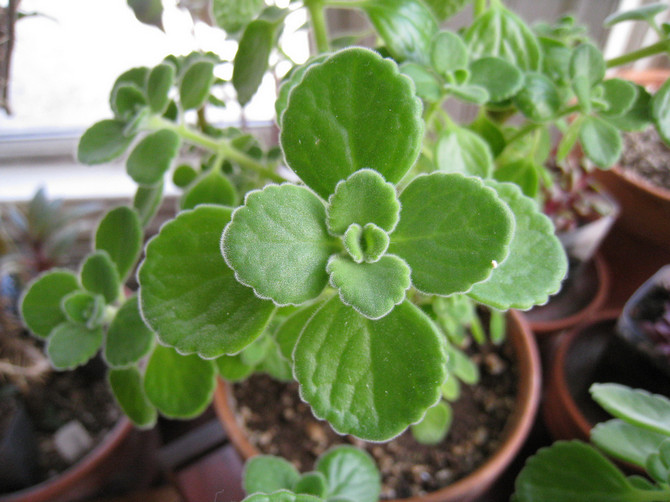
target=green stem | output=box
[305,0,330,54]
[505,122,540,145]
[324,0,367,8]
[473,0,487,17]
[606,39,670,69]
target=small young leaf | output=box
[441,375,460,400]
[411,401,452,445]
[600,78,638,117]
[275,301,324,362]
[579,115,622,167]
[651,78,670,144]
[172,164,198,188]
[570,43,605,90]
[47,322,103,370]
[469,57,523,102]
[139,205,275,358]
[280,48,423,199]
[62,291,104,328]
[435,127,494,177]
[326,169,400,236]
[180,60,215,110]
[110,67,149,104]
[423,0,470,21]
[180,170,237,210]
[556,115,585,162]
[126,129,181,186]
[80,251,121,304]
[105,295,155,368]
[112,84,147,121]
[388,173,513,296]
[222,184,337,305]
[513,72,561,122]
[446,344,479,384]
[108,367,157,428]
[77,120,134,165]
[143,344,217,418]
[468,112,506,157]
[493,159,540,198]
[294,296,447,441]
[315,445,381,502]
[256,338,293,382]
[431,30,468,74]
[211,0,264,34]
[604,2,668,27]
[215,353,255,382]
[95,206,143,282]
[591,419,669,469]
[134,182,164,228]
[448,84,490,104]
[147,63,174,114]
[275,55,329,124]
[361,0,438,65]
[400,62,442,101]
[295,472,327,498]
[244,455,301,495]
[243,492,323,502]
[591,384,670,436]
[20,270,80,338]
[469,181,568,310]
[608,84,653,132]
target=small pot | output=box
[214,310,541,502]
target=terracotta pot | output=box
[524,252,609,336]
[214,309,541,502]
[0,417,158,502]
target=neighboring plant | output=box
[240,445,381,502]
[513,383,670,502]
[17,0,670,446]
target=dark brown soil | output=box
[620,127,670,191]
[232,342,517,499]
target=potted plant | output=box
[514,383,670,502]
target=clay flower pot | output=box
[214,309,541,502]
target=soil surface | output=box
[232,341,517,499]
[620,127,670,191]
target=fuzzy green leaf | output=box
[326,169,400,236]
[513,72,561,122]
[126,129,180,186]
[435,127,494,177]
[21,270,80,338]
[388,173,513,296]
[111,67,149,103]
[180,60,215,110]
[215,353,255,382]
[147,63,174,114]
[243,492,323,502]
[400,62,441,101]
[316,446,381,502]
[295,472,327,498]
[604,3,668,27]
[80,251,121,304]
[280,48,423,199]
[600,79,638,117]
[651,78,670,144]
[143,344,216,418]
[608,84,653,132]
[109,367,157,428]
[112,84,147,121]
[172,164,198,188]
[244,455,301,495]
[47,322,103,370]
[134,183,164,228]
[449,83,489,104]
[361,0,438,65]
[591,384,670,436]
[275,301,324,362]
[591,419,669,469]
[423,0,470,21]
[77,120,134,165]
[95,206,143,282]
[646,453,669,484]
[579,115,622,167]
[62,291,104,328]
[127,0,163,29]
[105,295,155,368]
[431,30,468,74]
[469,181,567,310]
[294,296,447,441]
[570,43,605,89]
[327,255,411,319]
[493,159,540,198]
[446,344,479,384]
[222,184,337,305]
[411,401,452,445]
[139,205,275,358]
[469,57,523,102]
[180,170,237,210]
[276,55,329,123]
[212,0,265,34]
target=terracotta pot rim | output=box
[608,164,670,203]
[214,309,541,502]
[0,417,133,502]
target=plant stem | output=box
[473,0,487,17]
[305,0,330,54]
[606,39,670,68]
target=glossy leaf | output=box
[361,0,438,65]
[591,419,669,469]
[243,492,323,502]
[294,296,447,441]
[435,127,493,177]
[327,255,411,320]
[579,115,622,168]
[139,205,275,358]
[147,63,174,114]
[600,79,638,117]
[651,78,670,144]
[604,2,668,26]
[513,72,561,122]
[126,129,180,186]
[80,251,120,304]
[77,120,134,165]
[275,55,329,123]
[105,295,155,368]
[212,0,264,34]
[223,184,336,305]
[47,322,103,370]
[134,182,164,228]
[412,401,452,445]
[591,384,670,436]
[180,170,237,210]
[244,455,300,495]
[233,18,280,106]
[316,445,381,502]
[180,60,215,110]
[143,344,217,418]
[513,441,644,502]
[275,301,324,362]
[95,206,143,282]
[469,181,567,310]
[388,173,513,296]
[326,169,400,236]
[109,367,157,428]
[280,48,423,199]
[431,30,468,74]
[469,57,523,102]
[20,270,80,338]
[62,291,104,328]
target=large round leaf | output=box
[388,173,514,296]
[316,446,381,502]
[294,296,447,441]
[20,270,80,338]
[105,295,155,368]
[280,48,423,199]
[139,205,275,358]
